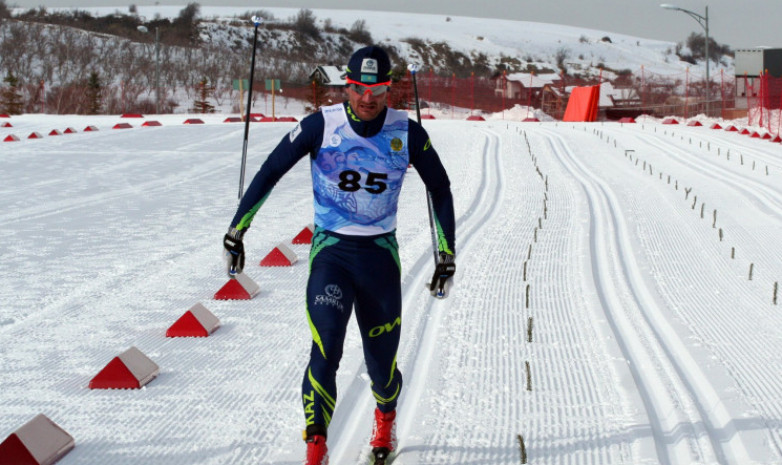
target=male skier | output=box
[222,45,456,465]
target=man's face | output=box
[346,82,389,121]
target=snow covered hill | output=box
[1,113,782,464]
[36,5,730,82]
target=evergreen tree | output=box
[86,71,102,114]
[1,73,24,115]
[0,0,11,20]
[172,2,200,45]
[192,77,215,113]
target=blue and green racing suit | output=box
[228,102,455,431]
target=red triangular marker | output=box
[260,246,296,266]
[166,304,219,337]
[0,433,38,465]
[89,357,139,389]
[292,225,314,244]
[214,279,250,299]
[0,414,74,465]
[214,273,259,300]
[166,311,207,337]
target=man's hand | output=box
[429,252,455,299]
[223,228,245,277]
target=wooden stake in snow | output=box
[527,317,534,343]
[517,434,528,464]
[525,361,532,391]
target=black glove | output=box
[429,252,455,299]
[223,228,245,277]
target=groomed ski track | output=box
[2,115,782,464]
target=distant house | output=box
[495,73,562,100]
[308,65,348,108]
[309,65,347,87]
[599,81,640,107]
[541,85,566,119]
[495,72,566,116]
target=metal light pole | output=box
[661,4,710,113]
[137,25,161,114]
[154,26,160,114]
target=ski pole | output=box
[407,63,439,267]
[238,16,262,203]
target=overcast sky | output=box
[7,0,779,49]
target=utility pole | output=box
[661,4,710,114]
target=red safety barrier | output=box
[563,86,599,122]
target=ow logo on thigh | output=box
[369,316,401,337]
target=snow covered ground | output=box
[2,112,782,465]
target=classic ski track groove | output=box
[541,127,752,465]
[648,125,782,173]
[634,134,782,219]
[592,124,782,459]
[599,125,782,270]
